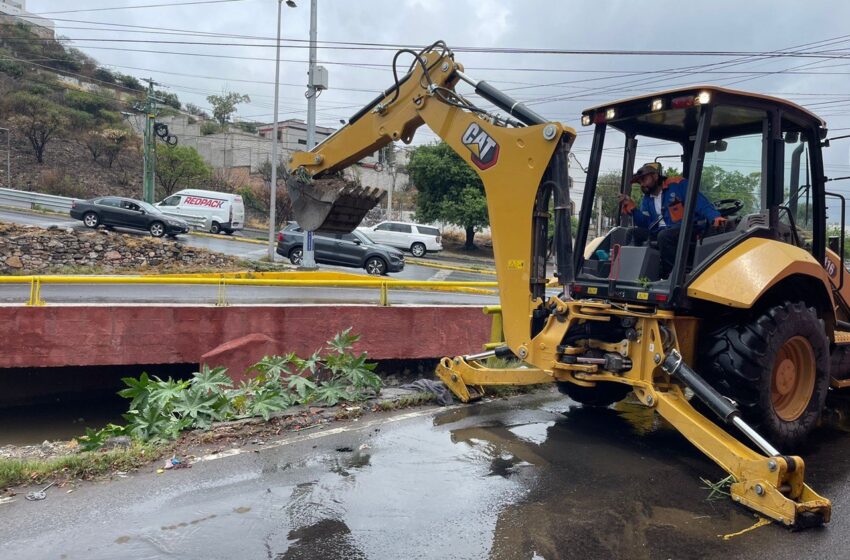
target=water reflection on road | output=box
[7,391,850,559]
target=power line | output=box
[31,0,248,16]
[7,35,850,60]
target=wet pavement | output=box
[4,391,850,559]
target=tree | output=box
[255,159,294,228]
[82,129,106,163]
[154,144,211,197]
[93,68,116,84]
[206,92,250,125]
[155,89,181,110]
[185,103,209,119]
[5,92,70,163]
[408,142,487,249]
[699,165,760,214]
[101,128,135,168]
[116,73,143,91]
[596,171,623,228]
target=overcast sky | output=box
[24,0,850,204]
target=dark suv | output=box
[70,197,190,238]
[277,223,405,275]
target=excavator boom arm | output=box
[286,43,577,351]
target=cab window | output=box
[375,223,392,231]
[160,196,181,207]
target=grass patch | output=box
[485,384,553,398]
[0,441,164,488]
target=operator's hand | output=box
[619,193,636,215]
[713,216,727,229]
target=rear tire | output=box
[556,381,632,407]
[289,247,303,265]
[411,242,426,257]
[699,301,830,450]
[210,221,221,234]
[82,212,99,228]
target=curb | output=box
[406,258,496,275]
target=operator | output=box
[618,162,726,278]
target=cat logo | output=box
[461,122,500,170]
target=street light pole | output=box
[268,0,297,261]
[299,0,319,270]
[0,128,9,189]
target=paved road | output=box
[3,391,850,559]
[0,209,494,283]
[0,282,498,306]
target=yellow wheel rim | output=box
[771,336,816,422]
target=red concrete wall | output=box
[0,305,492,371]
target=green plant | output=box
[200,121,223,136]
[78,330,382,449]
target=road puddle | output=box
[9,392,850,559]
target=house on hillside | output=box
[257,119,334,151]
[0,0,54,38]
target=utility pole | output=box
[300,0,319,270]
[0,127,10,189]
[268,0,297,261]
[142,78,158,203]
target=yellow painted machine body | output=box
[687,237,835,312]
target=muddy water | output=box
[6,392,850,559]
[0,397,128,445]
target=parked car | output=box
[277,223,404,275]
[70,197,190,238]
[155,189,245,234]
[358,221,442,257]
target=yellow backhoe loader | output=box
[285,40,850,528]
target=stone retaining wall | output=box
[0,223,238,274]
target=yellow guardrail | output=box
[0,274,499,307]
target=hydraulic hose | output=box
[662,349,780,457]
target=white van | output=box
[156,189,245,234]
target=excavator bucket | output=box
[287,174,386,234]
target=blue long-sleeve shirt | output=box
[630,177,720,232]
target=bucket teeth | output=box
[288,177,386,233]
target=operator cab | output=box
[572,86,828,308]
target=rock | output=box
[4,256,23,268]
[102,436,132,450]
[104,251,122,260]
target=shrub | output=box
[200,121,223,136]
[78,330,381,450]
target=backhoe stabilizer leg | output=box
[435,356,553,403]
[646,366,832,527]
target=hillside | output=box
[0,23,151,199]
[0,22,182,200]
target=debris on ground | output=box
[25,481,55,501]
[400,379,454,406]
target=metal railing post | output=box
[27,277,44,306]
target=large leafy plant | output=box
[79,330,381,449]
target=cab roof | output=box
[581,86,826,143]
